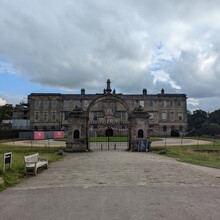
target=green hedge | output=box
[0,130,31,140]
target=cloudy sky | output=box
[1,0,220,112]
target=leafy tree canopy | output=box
[0,104,14,122]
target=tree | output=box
[187,109,208,130]
[208,109,220,125]
[0,104,14,122]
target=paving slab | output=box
[1,150,220,220]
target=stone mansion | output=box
[27,79,187,136]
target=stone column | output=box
[130,106,150,151]
[66,106,87,152]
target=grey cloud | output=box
[0,0,220,110]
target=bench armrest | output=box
[39,157,48,162]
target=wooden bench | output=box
[24,153,48,175]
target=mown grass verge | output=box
[0,144,65,191]
[55,137,162,142]
[151,138,220,169]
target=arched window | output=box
[138,129,144,138]
[105,128,113,137]
[163,126,167,132]
[74,130,80,139]
[179,126,183,132]
[171,125,175,131]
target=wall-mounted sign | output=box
[2,152,12,172]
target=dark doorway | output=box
[74,130,80,139]
[138,129,144,138]
[105,127,113,137]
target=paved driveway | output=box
[1,150,220,220]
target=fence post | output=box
[197,136,200,148]
[180,136,184,147]
[47,135,50,149]
[29,135,32,148]
[213,137,216,147]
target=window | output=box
[163,126,167,132]
[93,112,98,121]
[51,112,56,121]
[34,112,39,122]
[178,99,182,107]
[149,112,154,120]
[140,100,144,107]
[171,125,175,131]
[162,100,166,107]
[43,112,48,121]
[162,112,167,120]
[170,112,175,121]
[43,100,49,108]
[149,100,154,107]
[51,100,57,108]
[64,100,69,107]
[178,112,183,121]
[64,112,69,120]
[170,100,174,107]
[179,126,183,132]
[34,112,39,121]
[121,112,126,123]
[35,100,41,108]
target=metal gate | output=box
[88,125,129,151]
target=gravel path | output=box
[1,138,220,220]
[3,137,212,148]
[1,150,220,220]
[15,151,220,190]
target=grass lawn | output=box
[89,136,128,142]
[55,136,163,142]
[0,144,65,191]
[151,138,220,169]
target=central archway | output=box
[86,93,131,150]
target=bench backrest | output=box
[24,153,39,163]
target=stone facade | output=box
[27,79,187,136]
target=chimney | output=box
[143,88,147,95]
[161,88,164,94]
[81,88,85,95]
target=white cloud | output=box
[0,0,220,111]
[0,98,7,106]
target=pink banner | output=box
[34,131,45,140]
[54,131,64,139]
